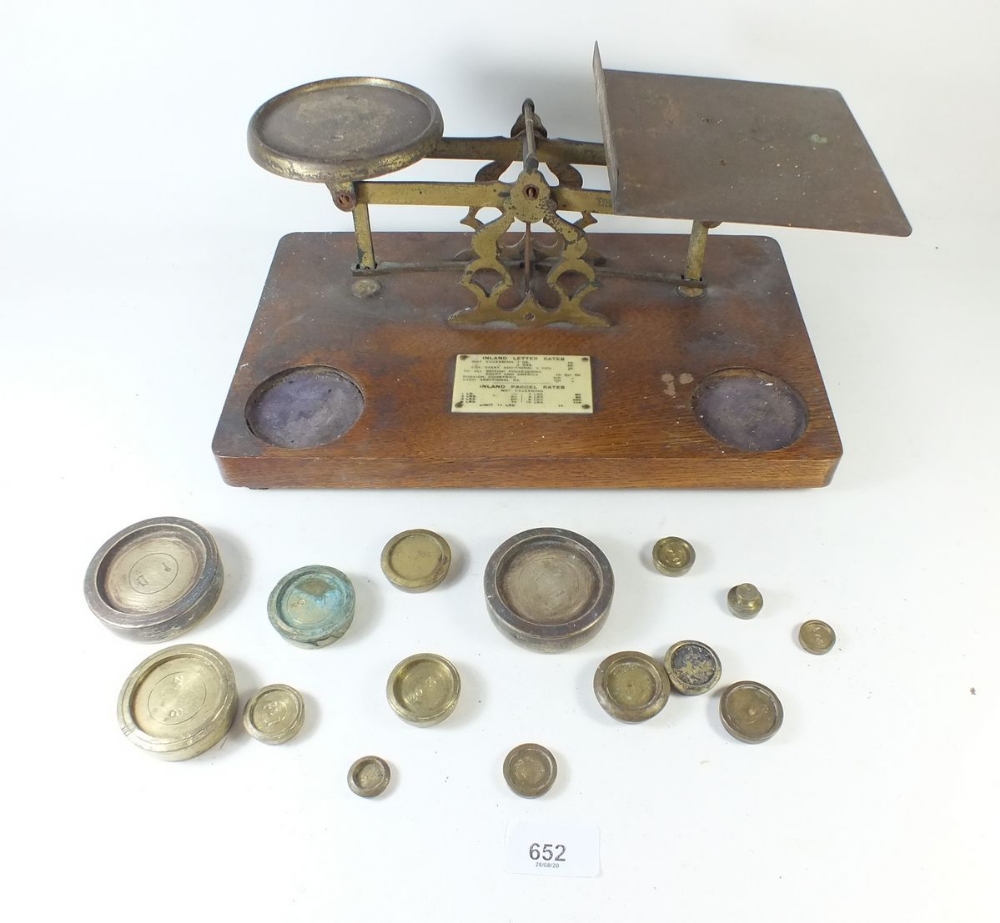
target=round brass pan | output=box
[248,76,443,184]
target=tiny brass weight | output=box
[727,583,764,619]
[380,529,451,592]
[664,640,721,695]
[386,653,461,726]
[348,756,392,797]
[652,537,695,576]
[799,619,836,654]
[243,684,306,744]
[503,743,557,798]
[719,681,783,743]
[594,651,670,722]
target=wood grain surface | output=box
[213,232,841,488]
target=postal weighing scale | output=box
[212,46,909,489]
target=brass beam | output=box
[356,180,613,215]
[430,136,607,167]
[553,187,613,214]
[357,181,506,208]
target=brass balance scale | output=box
[213,46,909,489]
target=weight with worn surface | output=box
[84,516,223,642]
[652,537,696,576]
[594,650,670,722]
[380,529,451,592]
[503,743,558,798]
[348,756,392,797]
[719,681,783,743]
[386,653,461,726]
[485,528,614,653]
[799,619,836,654]
[727,583,764,619]
[268,565,355,647]
[664,640,721,695]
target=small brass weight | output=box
[214,45,909,490]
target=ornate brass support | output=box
[334,102,647,325]
[446,101,606,327]
[450,169,606,327]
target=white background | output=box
[2,1,997,919]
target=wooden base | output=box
[213,232,841,488]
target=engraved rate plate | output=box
[451,355,593,414]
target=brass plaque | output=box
[451,354,593,414]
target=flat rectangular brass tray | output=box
[212,231,841,489]
[596,61,910,235]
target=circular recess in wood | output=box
[692,368,807,452]
[246,365,364,448]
